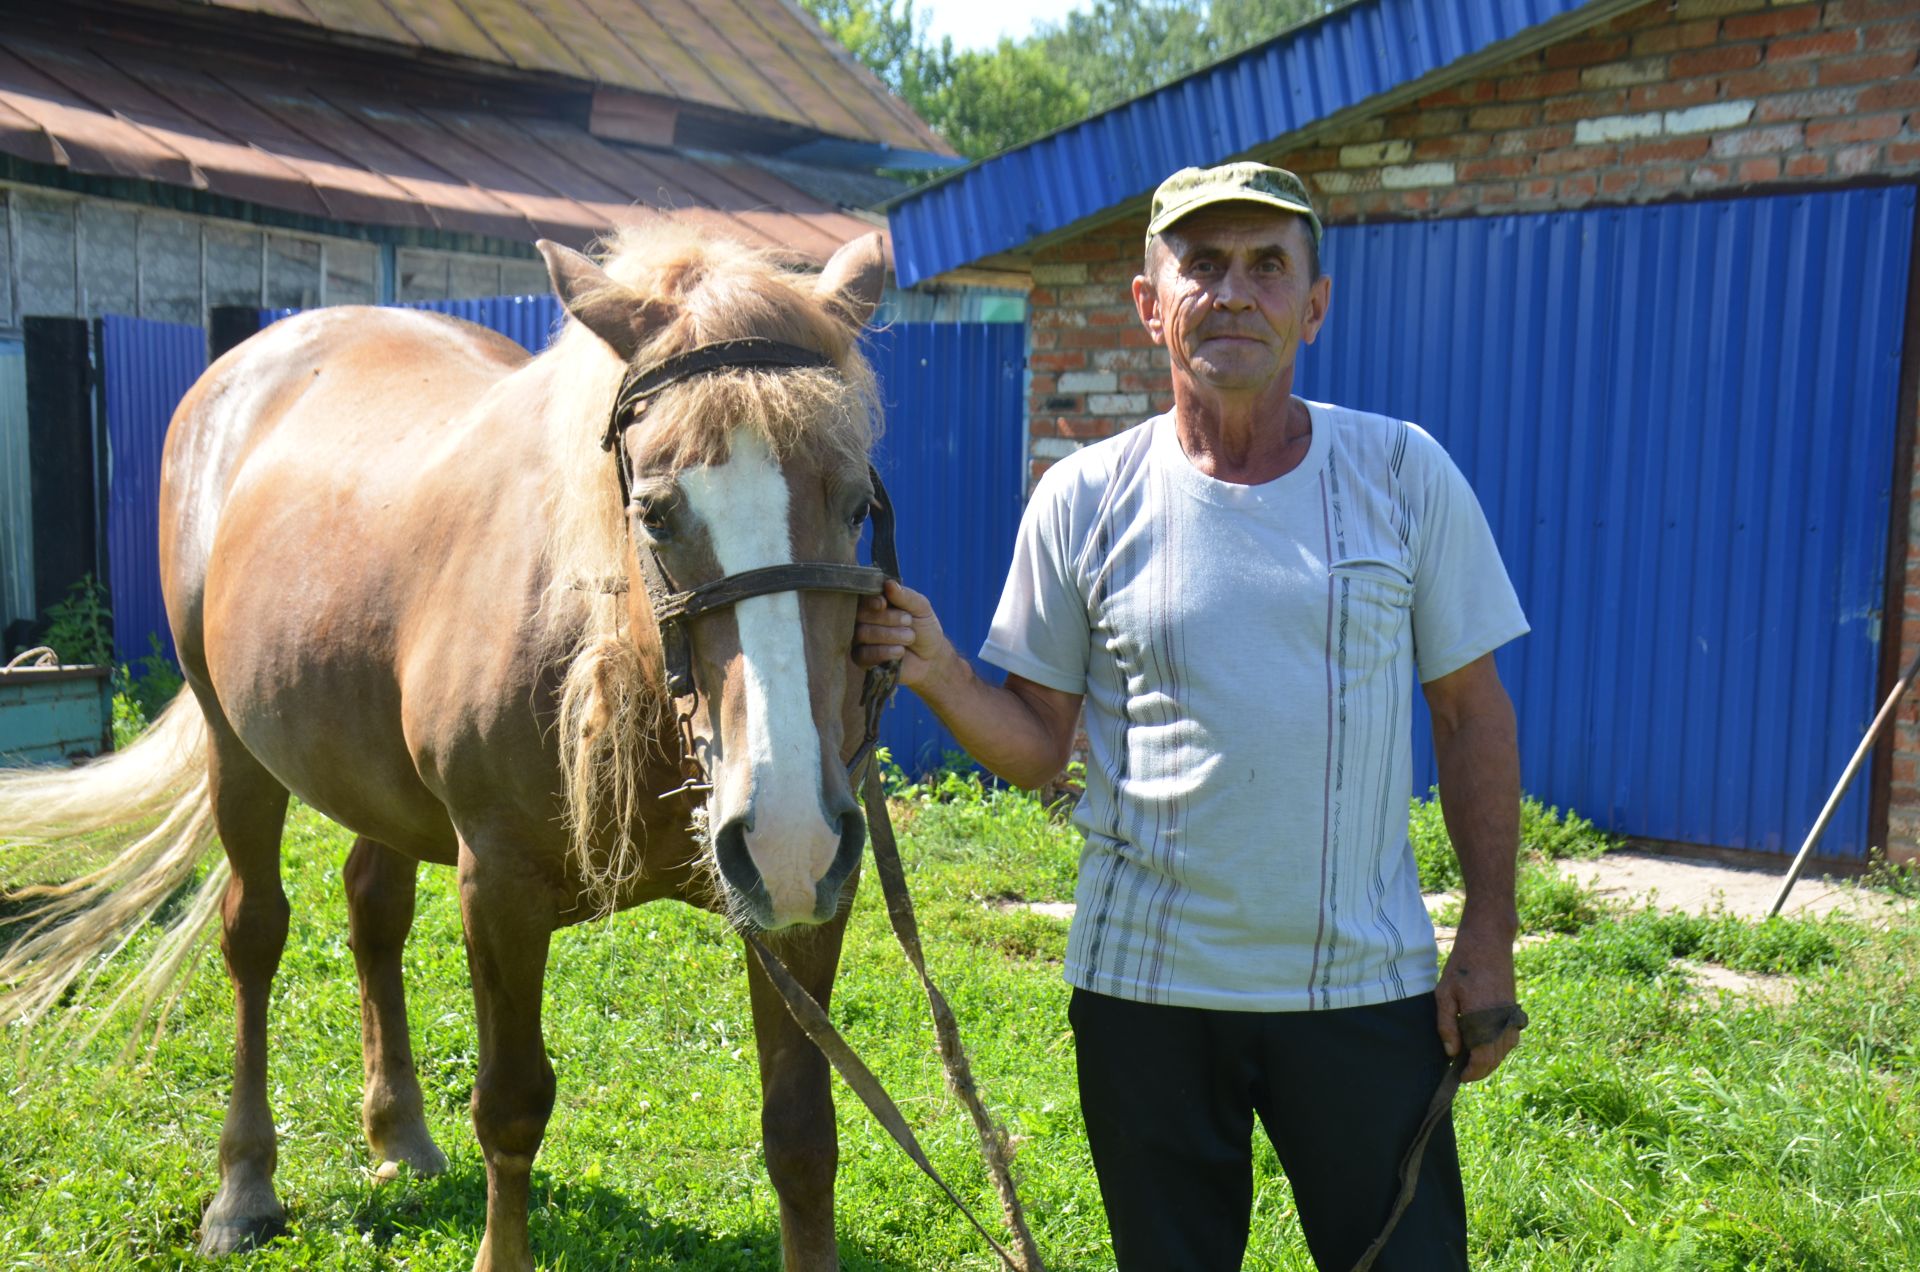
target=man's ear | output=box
[1132,274,1165,346]
[1301,273,1333,346]
[538,239,670,361]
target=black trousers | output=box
[1069,988,1468,1272]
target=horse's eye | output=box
[633,499,673,541]
[847,503,870,533]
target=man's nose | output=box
[1212,264,1255,308]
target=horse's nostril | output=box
[812,806,865,920]
[712,817,772,925]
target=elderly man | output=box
[856,162,1527,1269]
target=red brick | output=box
[1861,18,1920,51]
[1738,156,1783,181]
[1498,69,1583,100]
[1494,125,1577,155]
[1891,140,1920,165]
[1835,143,1883,174]
[1460,155,1535,181]
[1623,136,1714,163]
[1858,79,1920,111]
[1028,374,1057,396]
[1030,327,1058,350]
[1545,91,1629,123]
[1826,0,1917,23]
[1285,147,1343,173]
[1546,36,1631,69]
[1051,240,1132,263]
[1769,31,1862,61]
[1710,123,1804,156]
[1631,19,1722,56]
[1479,182,1519,205]
[1691,161,1733,184]
[1820,50,1920,84]
[1674,45,1764,76]
[1468,103,1539,130]
[1602,169,1641,194]
[1397,189,1435,212]
[1722,63,1818,96]
[1724,5,1822,40]
[1807,112,1906,144]
[1414,134,1492,160]
[1559,173,1598,201]
[1785,151,1831,176]
[1540,144,1617,173]
[1029,350,1086,372]
[1087,309,1136,327]
[1629,79,1723,110]
[1522,177,1556,199]
[1323,194,1359,220]
[1754,87,1858,120]
[1417,80,1498,108]
[1056,417,1114,439]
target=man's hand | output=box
[1434,913,1519,1082]
[855,580,959,691]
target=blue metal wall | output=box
[102,314,206,664]
[266,299,1029,774]
[1294,186,1915,859]
[864,322,1029,773]
[888,0,1613,286]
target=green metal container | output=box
[0,656,113,765]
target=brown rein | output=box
[608,339,1045,1272]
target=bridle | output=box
[602,337,901,789]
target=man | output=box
[855,162,1527,1269]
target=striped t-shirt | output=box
[980,403,1528,1011]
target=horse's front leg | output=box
[344,835,448,1179]
[744,900,855,1272]
[456,837,559,1272]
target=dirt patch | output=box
[989,898,1076,920]
[1550,850,1911,924]
[1681,960,1796,1006]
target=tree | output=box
[923,40,1092,160]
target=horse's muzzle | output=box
[713,805,864,929]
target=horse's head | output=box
[539,230,887,930]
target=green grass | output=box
[3,782,1917,1270]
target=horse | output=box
[0,224,894,1272]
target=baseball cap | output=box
[1145,162,1323,250]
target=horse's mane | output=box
[536,223,880,910]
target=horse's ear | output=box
[537,239,667,361]
[814,232,887,328]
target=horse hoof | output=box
[196,1214,285,1257]
[371,1135,449,1181]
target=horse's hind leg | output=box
[744,907,853,1272]
[344,836,448,1179]
[198,718,293,1256]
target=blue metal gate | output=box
[1295,186,1915,859]
[102,314,205,664]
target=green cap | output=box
[1145,162,1323,251]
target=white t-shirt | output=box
[981,403,1528,1011]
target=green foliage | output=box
[110,633,187,747]
[800,0,1342,159]
[1520,909,1845,984]
[1412,791,1614,897]
[38,574,114,667]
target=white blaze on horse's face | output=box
[679,430,861,928]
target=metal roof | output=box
[0,31,883,260]
[887,0,1613,287]
[186,0,954,157]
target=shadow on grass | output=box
[327,1161,922,1271]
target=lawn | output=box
[2,768,1918,1271]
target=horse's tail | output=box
[0,690,226,1049]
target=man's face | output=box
[1132,205,1332,395]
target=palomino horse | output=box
[0,226,893,1270]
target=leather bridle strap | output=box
[1349,1002,1528,1272]
[601,338,835,451]
[653,563,888,626]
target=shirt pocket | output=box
[1327,558,1414,673]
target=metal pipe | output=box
[1770,644,1920,916]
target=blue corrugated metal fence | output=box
[1295,186,1915,859]
[102,314,205,664]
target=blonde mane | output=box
[536,224,880,910]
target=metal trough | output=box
[0,648,112,765]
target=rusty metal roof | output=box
[0,31,886,261]
[182,0,952,157]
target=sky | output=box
[918,0,1092,51]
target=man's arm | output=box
[855,580,1081,789]
[1423,652,1522,1083]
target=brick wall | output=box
[1022,0,1920,861]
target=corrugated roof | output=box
[186,0,954,157]
[887,0,1620,287]
[0,31,883,261]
